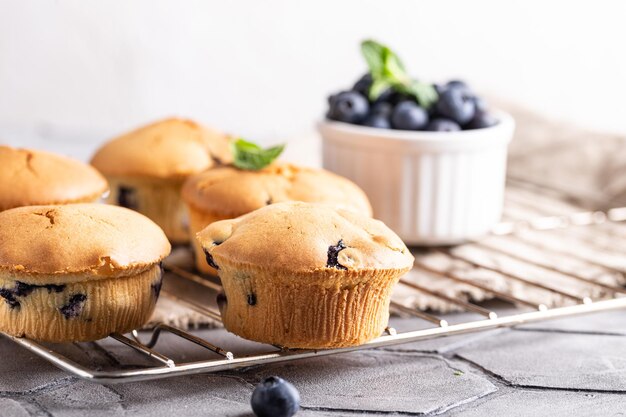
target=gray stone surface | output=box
[35,382,124,416]
[0,399,30,417]
[0,336,75,394]
[2,308,626,416]
[34,375,254,417]
[518,309,626,335]
[237,350,496,415]
[444,389,626,417]
[456,329,626,391]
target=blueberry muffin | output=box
[90,118,232,244]
[196,202,413,349]
[182,163,372,274]
[0,204,171,342]
[0,145,108,212]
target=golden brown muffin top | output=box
[0,204,171,280]
[90,118,232,179]
[182,163,373,217]
[0,146,108,212]
[197,201,413,273]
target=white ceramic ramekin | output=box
[318,111,515,246]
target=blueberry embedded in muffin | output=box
[90,117,232,244]
[182,162,373,275]
[196,201,413,349]
[0,204,171,342]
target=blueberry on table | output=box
[466,111,499,129]
[391,101,429,130]
[426,118,461,132]
[352,73,373,97]
[326,91,369,124]
[363,114,391,129]
[435,88,476,125]
[251,376,300,417]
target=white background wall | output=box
[1,0,625,160]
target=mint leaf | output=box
[405,80,439,108]
[361,40,386,76]
[231,138,285,171]
[369,78,392,100]
[381,48,407,82]
[359,39,438,109]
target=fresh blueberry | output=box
[391,101,429,130]
[426,118,461,132]
[435,88,476,125]
[472,96,488,113]
[326,91,369,124]
[371,102,393,117]
[388,91,413,105]
[466,111,499,129]
[251,376,300,417]
[446,79,472,95]
[352,73,372,97]
[371,89,412,106]
[362,114,391,129]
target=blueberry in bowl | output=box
[318,39,515,245]
[324,39,499,132]
[326,91,369,124]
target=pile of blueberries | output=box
[326,74,498,131]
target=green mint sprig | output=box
[360,39,438,109]
[231,138,285,171]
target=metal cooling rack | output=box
[3,191,626,384]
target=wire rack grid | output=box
[3,190,626,384]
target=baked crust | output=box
[90,117,232,179]
[0,146,108,211]
[182,163,373,218]
[0,204,171,279]
[197,202,411,273]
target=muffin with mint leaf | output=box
[91,118,232,244]
[182,139,372,274]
